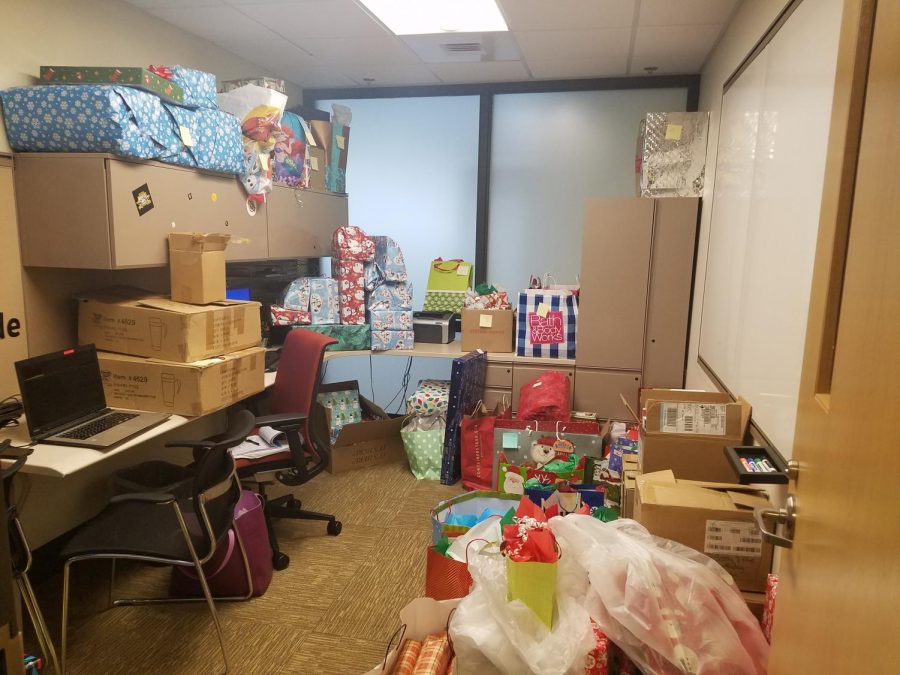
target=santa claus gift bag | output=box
[517,289,578,359]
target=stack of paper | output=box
[230,426,292,460]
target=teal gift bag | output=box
[401,415,446,481]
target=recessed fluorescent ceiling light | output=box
[358,0,508,35]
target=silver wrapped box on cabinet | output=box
[640,112,709,198]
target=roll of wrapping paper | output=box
[390,639,422,675]
[412,632,452,674]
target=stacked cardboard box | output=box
[78,279,263,416]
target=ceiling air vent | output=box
[442,42,483,54]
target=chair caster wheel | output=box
[273,552,290,571]
[327,520,343,536]
[288,497,302,509]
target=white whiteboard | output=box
[698,0,842,457]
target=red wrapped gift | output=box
[332,225,375,261]
[762,573,778,643]
[584,620,609,675]
[270,305,311,326]
[334,259,367,325]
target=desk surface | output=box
[11,341,573,478]
[5,372,277,479]
[323,339,575,367]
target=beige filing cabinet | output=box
[266,185,346,258]
[575,197,699,420]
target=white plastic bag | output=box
[450,549,595,675]
[550,516,769,675]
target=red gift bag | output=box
[517,370,572,421]
[460,399,510,490]
[425,545,473,601]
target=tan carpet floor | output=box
[28,461,464,675]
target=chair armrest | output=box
[255,413,308,431]
[164,440,215,450]
[109,492,176,505]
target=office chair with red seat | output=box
[237,328,341,570]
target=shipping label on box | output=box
[98,347,265,416]
[659,402,728,435]
[78,289,261,362]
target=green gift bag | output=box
[400,415,446,481]
[506,558,557,628]
[424,259,473,313]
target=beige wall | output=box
[685,0,790,391]
[0,0,303,153]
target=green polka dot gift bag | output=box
[400,414,446,481]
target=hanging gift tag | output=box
[536,303,550,317]
[457,263,470,276]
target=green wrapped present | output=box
[40,66,185,105]
[293,324,371,351]
[317,387,363,444]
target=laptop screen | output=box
[15,345,107,438]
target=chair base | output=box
[255,489,342,571]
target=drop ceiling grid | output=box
[122,0,742,88]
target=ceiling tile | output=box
[148,5,279,43]
[222,37,319,72]
[639,0,741,26]
[629,54,705,76]
[297,35,419,66]
[514,28,631,63]
[428,60,530,84]
[232,0,391,39]
[340,64,441,86]
[401,32,520,64]
[497,0,636,31]
[282,63,357,89]
[528,57,628,80]
[126,0,223,8]
[632,24,724,59]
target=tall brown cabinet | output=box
[574,197,699,420]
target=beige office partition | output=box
[0,157,28,389]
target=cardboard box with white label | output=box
[634,469,773,592]
[640,388,751,483]
[78,288,261,363]
[461,309,514,353]
[168,232,230,305]
[98,347,265,416]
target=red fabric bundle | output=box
[502,498,559,563]
[517,370,571,421]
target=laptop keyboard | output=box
[59,412,138,440]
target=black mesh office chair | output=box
[59,410,255,674]
[2,440,60,674]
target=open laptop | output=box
[15,345,169,448]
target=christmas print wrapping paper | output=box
[407,380,451,416]
[334,259,368,325]
[331,225,375,261]
[292,324,371,351]
[170,65,218,110]
[270,305,311,326]
[367,282,414,311]
[281,277,339,325]
[369,309,413,331]
[316,388,362,444]
[0,86,243,174]
[39,66,185,105]
[373,236,408,282]
[371,329,414,351]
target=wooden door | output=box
[769,0,900,671]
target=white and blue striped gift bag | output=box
[516,290,578,359]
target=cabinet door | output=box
[485,363,513,388]
[107,159,269,266]
[573,368,641,421]
[511,363,575,412]
[643,198,699,388]
[266,186,348,259]
[577,199,653,369]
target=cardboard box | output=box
[640,389,751,483]
[220,77,286,94]
[622,467,639,519]
[306,145,326,191]
[98,347,265,416]
[314,382,405,473]
[168,232,230,305]
[461,309,514,353]
[634,470,773,592]
[78,287,261,363]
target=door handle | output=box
[754,494,797,548]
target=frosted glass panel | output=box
[487,88,688,294]
[315,95,480,411]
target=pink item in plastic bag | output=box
[517,370,571,421]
